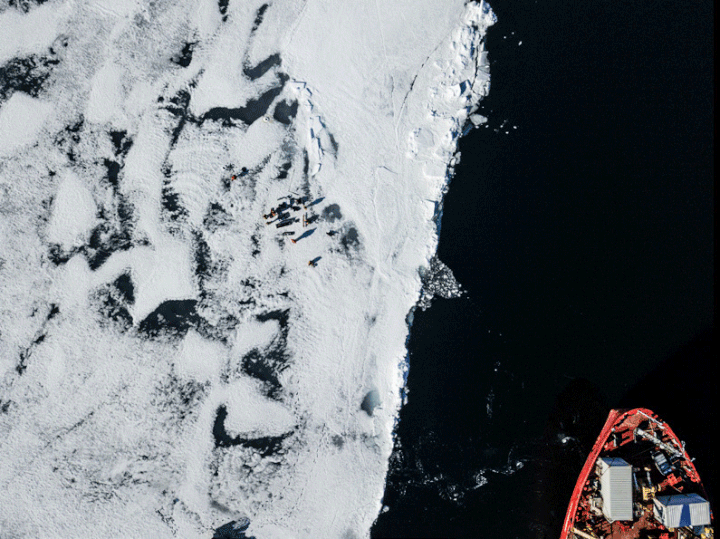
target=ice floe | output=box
[0,0,494,537]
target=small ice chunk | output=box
[470,113,487,126]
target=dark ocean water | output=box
[372,1,713,538]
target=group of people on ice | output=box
[262,194,325,266]
[230,169,335,268]
[263,196,307,224]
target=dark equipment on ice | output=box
[276,218,297,228]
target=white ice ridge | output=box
[289,82,327,178]
[0,0,494,538]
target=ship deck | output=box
[579,507,658,539]
[561,408,713,539]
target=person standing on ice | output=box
[230,168,248,181]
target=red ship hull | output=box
[560,408,713,539]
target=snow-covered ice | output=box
[0,92,54,155]
[0,0,494,537]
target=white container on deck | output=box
[653,493,711,528]
[597,457,633,521]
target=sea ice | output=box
[0,0,494,537]
[0,92,53,155]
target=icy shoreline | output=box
[0,1,494,537]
